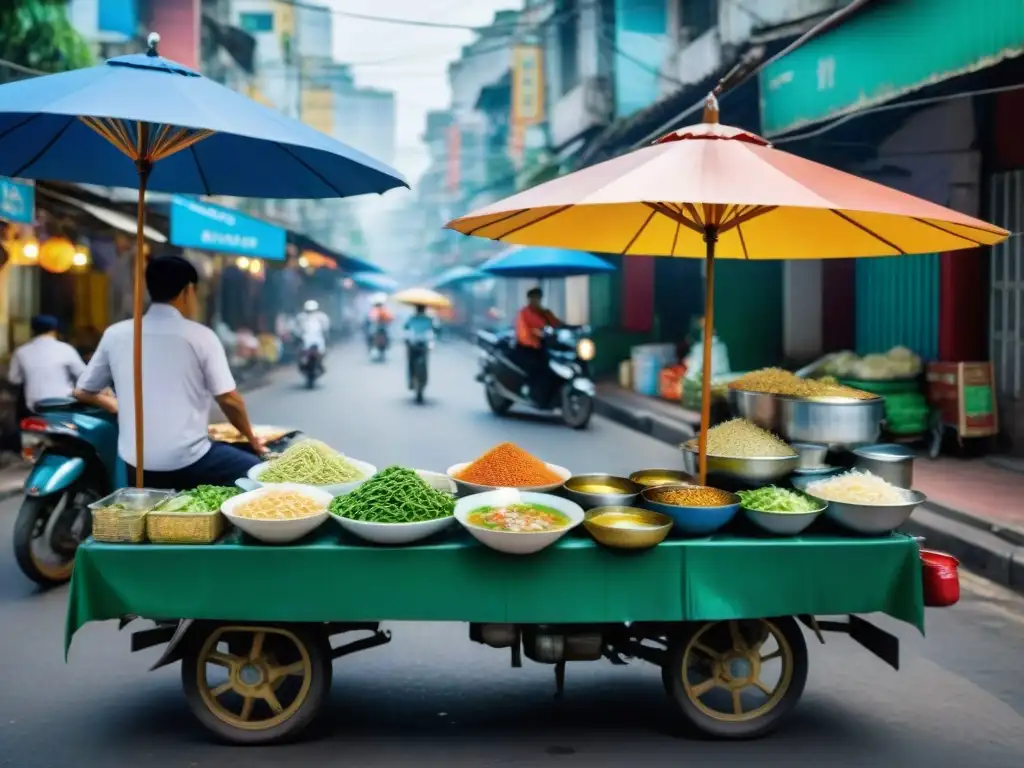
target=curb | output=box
[595,393,1024,597]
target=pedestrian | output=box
[74,255,267,489]
[7,314,96,412]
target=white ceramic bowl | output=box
[446,462,571,498]
[247,457,377,497]
[221,483,331,544]
[454,489,584,555]
[331,469,457,545]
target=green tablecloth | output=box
[65,527,924,655]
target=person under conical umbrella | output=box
[0,34,406,487]
[446,94,1008,484]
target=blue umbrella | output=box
[351,272,399,293]
[429,265,488,290]
[0,34,406,485]
[480,246,615,278]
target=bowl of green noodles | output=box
[246,439,375,496]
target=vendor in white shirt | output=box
[74,256,267,489]
[8,315,94,412]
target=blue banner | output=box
[170,196,286,260]
[0,177,35,224]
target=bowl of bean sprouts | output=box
[246,439,376,496]
[221,484,332,544]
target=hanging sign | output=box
[0,177,35,225]
[170,195,286,260]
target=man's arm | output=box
[73,337,117,414]
[200,331,265,455]
[7,350,22,386]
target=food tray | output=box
[89,488,176,543]
[146,509,225,544]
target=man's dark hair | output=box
[30,314,58,336]
[527,287,543,300]
[146,256,199,303]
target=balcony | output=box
[549,76,613,150]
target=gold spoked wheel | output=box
[664,617,808,740]
[181,623,332,745]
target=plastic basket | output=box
[146,510,225,544]
[89,488,176,544]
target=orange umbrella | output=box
[447,97,1009,483]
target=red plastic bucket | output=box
[920,550,960,607]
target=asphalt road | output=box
[1,341,1023,767]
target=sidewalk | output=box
[595,382,1024,595]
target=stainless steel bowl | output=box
[790,442,829,469]
[584,506,673,549]
[778,395,884,451]
[852,444,915,489]
[681,446,799,485]
[629,469,696,488]
[563,474,642,510]
[817,490,926,534]
[728,389,781,431]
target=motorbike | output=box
[368,323,389,362]
[407,340,430,404]
[475,325,596,429]
[298,344,324,389]
[15,397,122,587]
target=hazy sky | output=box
[328,0,522,182]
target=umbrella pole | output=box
[698,229,718,486]
[133,159,151,488]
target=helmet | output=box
[303,300,319,312]
[371,292,387,306]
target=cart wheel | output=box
[663,617,807,740]
[181,623,332,745]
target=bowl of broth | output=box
[562,474,642,510]
[454,489,584,555]
[584,507,673,550]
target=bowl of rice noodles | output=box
[681,419,800,484]
[800,470,925,534]
[221,484,332,543]
[247,439,376,496]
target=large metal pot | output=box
[852,444,915,489]
[778,396,884,451]
[728,389,781,431]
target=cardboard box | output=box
[925,362,998,439]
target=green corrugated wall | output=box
[855,254,940,359]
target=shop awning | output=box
[351,272,398,292]
[759,0,1024,137]
[170,195,286,259]
[287,231,383,274]
[39,187,167,242]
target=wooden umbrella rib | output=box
[720,205,777,233]
[621,208,657,255]
[644,202,704,235]
[737,222,750,259]
[148,123,174,157]
[911,217,990,246]
[683,202,706,229]
[832,209,906,254]
[495,205,574,240]
[151,129,213,162]
[109,118,139,157]
[79,116,135,158]
[670,217,681,256]
[463,208,530,236]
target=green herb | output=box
[329,466,454,523]
[737,486,821,514]
[152,486,240,514]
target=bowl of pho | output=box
[454,489,584,555]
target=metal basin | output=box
[852,444,915,489]
[728,389,781,431]
[628,469,695,489]
[778,395,884,451]
[681,446,799,485]
[813,490,926,535]
[584,507,673,550]
[790,442,829,469]
[563,474,642,510]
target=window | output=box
[239,12,273,33]
[556,0,579,95]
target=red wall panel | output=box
[822,259,855,351]
[993,89,1024,170]
[622,255,654,332]
[148,0,200,70]
[939,248,988,361]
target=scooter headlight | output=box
[576,337,596,361]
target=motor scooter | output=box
[368,323,389,362]
[15,397,122,587]
[475,325,596,429]
[298,344,324,389]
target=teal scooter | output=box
[14,397,123,587]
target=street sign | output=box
[0,176,34,224]
[170,195,286,260]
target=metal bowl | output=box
[629,469,696,489]
[778,395,884,451]
[640,484,740,535]
[790,442,829,469]
[743,497,827,536]
[813,490,926,534]
[563,474,642,510]
[728,389,781,431]
[584,506,673,549]
[446,462,571,498]
[681,446,799,485]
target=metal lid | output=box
[852,444,916,462]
